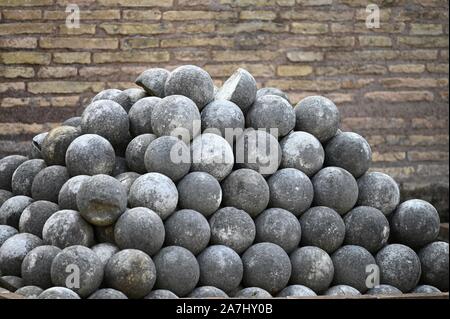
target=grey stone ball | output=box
[201,99,245,140]
[188,286,228,298]
[145,289,178,299]
[38,287,80,299]
[221,168,269,218]
[299,206,345,254]
[0,195,33,229]
[391,199,440,249]
[115,172,140,196]
[0,233,42,276]
[128,97,161,136]
[294,95,340,143]
[312,167,359,215]
[210,207,256,254]
[267,168,314,217]
[242,242,292,295]
[30,132,48,159]
[164,209,210,255]
[11,159,46,196]
[234,287,272,298]
[332,245,376,293]
[197,245,243,293]
[31,165,69,203]
[1,276,24,291]
[366,284,403,296]
[81,100,130,146]
[15,285,44,298]
[324,285,361,296]
[111,88,147,113]
[191,133,234,181]
[235,129,281,176]
[0,225,18,246]
[177,172,222,217]
[290,246,334,294]
[164,65,214,110]
[42,210,94,248]
[92,88,122,102]
[113,156,128,176]
[144,136,191,182]
[58,175,90,210]
[125,134,157,174]
[153,246,200,297]
[94,225,116,245]
[325,132,372,178]
[357,172,400,216]
[62,117,82,128]
[246,95,296,138]
[255,208,301,253]
[376,244,422,293]
[91,243,120,269]
[21,245,61,289]
[215,68,257,113]
[0,189,13,207]
[279,131,325,177]
[51,245,103,298]
[135,68,169,97]
[19,200,59,237]
[114,207,165,256]
[256,87,290,104]
[76,174,127,226]
[344,206,390,254]
[151,95,201,143]
[65,134,116,176]
[128,173,178,220]
[412,285,441,294]
[88,288,128,299]
[41,126,81,166]
[0,155,28,191]
[277,285,317,297]
[418,241,448,291]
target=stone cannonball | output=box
[30,132,48,159]
[62,117,82,128]
[366,285,403,296]
[31,165,69,203]
[1,275,24,291]
[115,172,140,196]
[128,97,161,136]
[19,200,59,237]
[324,285,361,296]
[11,159,46,196]
[412,285,442,294]
[15,286,44,298]
[0,233,42,276]
[188,286,228,298]
[277,285,317,297]
[58,175,90,211]
[21,245,61,289]
[0,225,18,246]
[111,88,147,113]
[234,287,272,298]
[256,87,290,104]
[38,287,80,299]
[0,155,28,191]
[0,195,33,229]
[135,68,170,97]
[418,241,448,292]
[125,134,157,174]
[91,243,120,269]
[92,88,122,102]
[145,289,179,299]
[88,288,128,299]
[41,126,81,166]
[0,189,13,207]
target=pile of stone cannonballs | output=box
[0,65,448,299]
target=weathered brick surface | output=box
[0,0,449,218]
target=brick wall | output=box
[0,0,449,217]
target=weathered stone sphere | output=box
[201,99,245,140]
[279,131,325,177]
[153,246,200,297]
[15,286,44,298]
[76,174,127,226]
[114,207,165,256]
[0,225,18,246]
[21,245,61,289]
[290,246,334,294]
[164,209,210,255]
[41,126,81,165]
[294,95,340,143]
[94,225,116,245]
[209,207,256,254]
[62,117,82,128]
[145,289,179,299]
[221,168,269,218]
[366,285,402,295]
[1,275,24,291]
[215,68,257,113]
[235,129,281,176]
[391,199,440,249]
[92,88,122,102]
[51,245,103,298]
[299,206,345,254]
[128,173,178,220]
[197,245,243,293]
[115,172,140,196]
[324,285,361,296]
[128,97,161,136]
[277,285,317,297]
[344,206,390,253]
[246,95,295,138]
[38,287,80,299]
[0,195,33,228]
[191,133,234,181]
[242,242,292,295]
[125,133,157,173]
[177,172,222,217]
[256,87,290,103]
[357,172,400,216]
[312,167,358,215]
[65,134,116,176]
[418,241,448,291]
[19,200,59,237]
[31,165,69,203]
[88,288,128,299]
[11,159,46,196]
[58,175,90,210]
[0,233,42,276]
[325,132,372,178]
[91,243,120,269]
[234,287,272,298]
[267,168,314,217]
[165,65,214,110]
[135,68,170,97]
[42,210,94,248]
[111,88,146,113]
[30,132,48,159]
[412,285,441,294]
[188,286,228,298]
[376,244,422,293]
[0,155,28,191]
[0,189,13,207]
